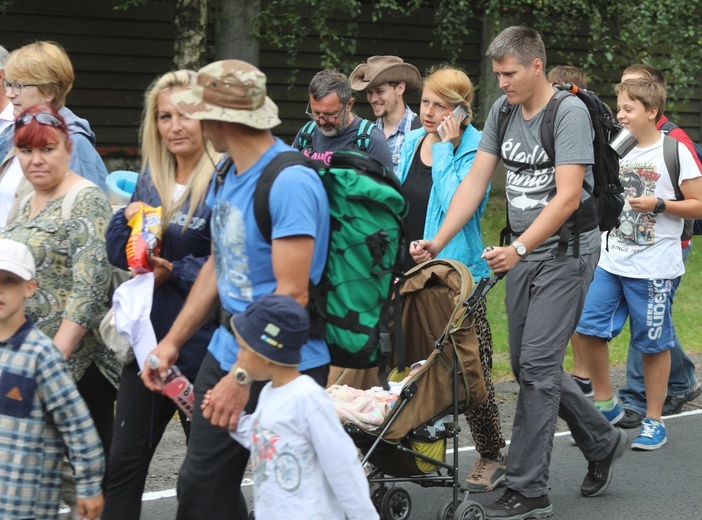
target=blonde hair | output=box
[4,41,74,108]
[141,70,220,229]
[422,64,474,124]
[615,79,666,123]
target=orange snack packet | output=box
[126,203,162,274]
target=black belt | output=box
[217,306,234,333]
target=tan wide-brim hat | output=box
[171,59,281,130]
[349,56,421,95]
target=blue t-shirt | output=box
[206,138,330,371]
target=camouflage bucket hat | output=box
[171,60,281,129]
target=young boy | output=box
[0,239,105,519]
[576,80,702,450]
[212,293,378,520]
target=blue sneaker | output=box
[596,396,624,425]
[631,418,667,451]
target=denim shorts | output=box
[576,266,676,354]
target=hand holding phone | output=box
[437,105,468,140]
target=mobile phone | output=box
[437,105,468,139]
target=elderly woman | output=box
[3,103,120,458]
[101,70,219,519]
[0,41,108,230]
[400,65,507,493]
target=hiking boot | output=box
[482,488,553,519]
[461,455,507,493]
[631,418,667,451]
[617,409,644,429]
[581,427,627,497]
[572,375,594,397]
[596,396,624,425]
[662,382,702,416]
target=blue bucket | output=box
[107,170,139,206]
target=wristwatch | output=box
[653,197,666,215]
[232,367,253,386]
[511,241,528,259]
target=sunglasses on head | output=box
[15,113,65,130]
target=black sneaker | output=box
[662,382,702,416]
[581,428,627,497]
[482,488,553,519]
[617,408,644,429]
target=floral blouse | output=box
[3,184,121,388]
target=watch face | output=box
[517,245,527,256]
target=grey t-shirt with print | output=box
[479,91,600,259]
[294,115,394,170]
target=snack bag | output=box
[126,203,162,273]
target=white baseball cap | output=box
[0,239,36,281]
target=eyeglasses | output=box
[15,113,65,130]
[305,101,347,123]
[2,80,45,96]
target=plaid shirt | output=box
[0,318,104,519]
[377,103,418,173]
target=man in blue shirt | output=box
[350,55,422,173]
[143,59,330,520]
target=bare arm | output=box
[53,319,88,358]
[484,163,584,273]
[141,253,219,391]
[411,150,499,263]
[202,235,315,431]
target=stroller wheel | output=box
[380,486,412,520]
[452,500,486,520]
[435,499,456,520]
[369,483,386,511]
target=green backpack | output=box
[253,149,408,369]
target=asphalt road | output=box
[136,408,702,519]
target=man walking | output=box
[412,26,625,518]
[143,60,331,520]
[350,55,421,172]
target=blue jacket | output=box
[396,125,490,280]
[106,170,216,379]
[0,107,108,192]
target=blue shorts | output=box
[576,267,676,354]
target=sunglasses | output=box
[15,113,66,131]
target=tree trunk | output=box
[213,0,260,65]
[173,0,208,70]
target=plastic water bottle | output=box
[147,355,194,419]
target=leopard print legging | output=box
[464,299,506,458]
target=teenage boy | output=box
[576,80,702,450]
[295,68,394,169]
[143,60,330,519]
[206,293,378,520]
[350,55,422,172]
[411,26,626,518]
[614,64,702,427]
[0,239,104,520]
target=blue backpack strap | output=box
[295,121,317,152]
[253,152,319,243]
[356,118,375,151]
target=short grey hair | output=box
[308,69,352,104]
[0,45,9,70]
[486,26,547,68]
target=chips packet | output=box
[126,203,162,273]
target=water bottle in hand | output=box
[147,355,194,419]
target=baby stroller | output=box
[336,259,501,520]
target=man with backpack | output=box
[614,64,702,427]
[412,26,625,519]
[295,68,394,170]
[141,59,331,520]
[349,55,422,172]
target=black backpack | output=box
[661,121,702,239]
[662,134,702,237]
[497,84,625,255]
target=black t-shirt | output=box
[402,140,433,272]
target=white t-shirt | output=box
[600,133,700,279]
[231,375,378,520]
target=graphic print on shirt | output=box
[212,199,254,302]
[250,420,309,494]
[302,149,334,165]
[613,163,660,246]
[502,137,555,226]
